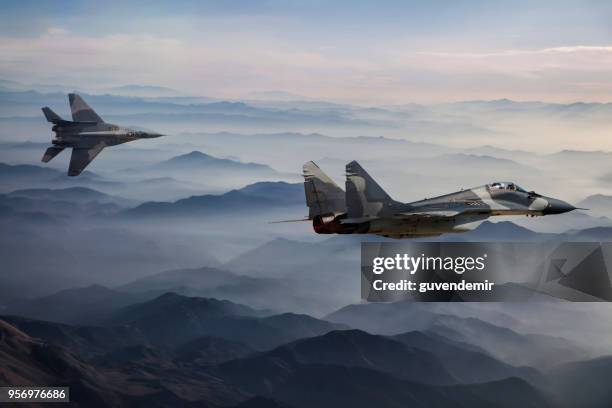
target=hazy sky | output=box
[1,0,612,104]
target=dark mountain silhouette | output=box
[578,194,612,216]
[8,186,134,207]
[0,162,64,181]
[231,396,290,408]
[107,293,344,349]
[109,292,260,325]
[327,301,548,385]
[0,318,249,406]
[155,151,277,174]
[176,336,255,365]
[326,301,450,334]
[326,301,586,369]
[3,314,256,369]
[256,313,349,344]
[237,181,305,204]
[218,329,455,385]
[2,315,146,360]
[393,331,542,385]
[120,267,254,293]
[93,343,176,369]
[121,181,303,218]
[272,367,552,408]
[443,221,548,241]
[178,311,346,350]
[6,285,154,324]
[549,356,612,407]
[0,319,122,406]
[570,226,612,240]
[0,192,124,218]
[6,308,553,408]
[217,340,552,408]
[0,162,115,192]
[118,266,303,314]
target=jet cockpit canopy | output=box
[488,181,528,193]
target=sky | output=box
[1,0,612,104]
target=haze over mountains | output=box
[2,85,612,406]
[3,89,612,206]
[1,140,612,306]
[3,290,610,407]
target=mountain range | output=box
[3,315,554,407]
[149,151,280,177]
[1,290,577,408]
[121,181,303,218]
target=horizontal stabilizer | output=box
[41,146,65,163]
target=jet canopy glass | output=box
[488,181,528,193]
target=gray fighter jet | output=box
[41,94,163,176]
[301,160,580,238]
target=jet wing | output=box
[68,143,105,176]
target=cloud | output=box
[1,26,612,104]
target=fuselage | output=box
[408,184,550,216]
[314,182,576,238]
[51,121,160,148]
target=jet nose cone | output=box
[142,132,164,138]
[543,198,576,215]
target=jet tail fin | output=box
[345,160,401,218]
[68,93,104,123]
[41,146,65,163]
[303,161,346,218]
[42,107,67,124]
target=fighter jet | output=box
[41,93,163,176]
[301,160,580,239]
